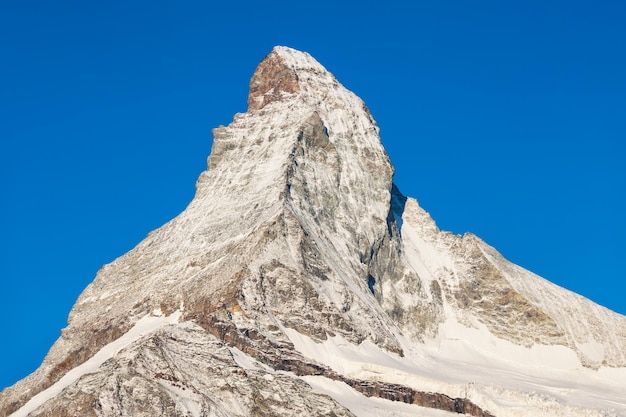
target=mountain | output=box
[2,46,625,417]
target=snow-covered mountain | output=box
[2,46,625,417]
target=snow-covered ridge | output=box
[9,309,182,417]
[477,239,626,368]
[1,46,624,417]
[393,189,626,369]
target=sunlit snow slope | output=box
[2,46,625,417]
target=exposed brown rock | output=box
[248,50,300,110]
[343,379,495,417]
[198,314,495,417]
[452,238,565,347]
[28,391,99,417]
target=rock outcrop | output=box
[2,46,625,417]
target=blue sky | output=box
[1,1,624,390]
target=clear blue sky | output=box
[1,1,624,390]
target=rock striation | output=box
[2,46,625,417]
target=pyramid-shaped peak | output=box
[3,46,626,417]
[248,46,338,110]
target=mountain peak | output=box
[247,46,351,114]
[3,47,625,417]
[248,46,303,110]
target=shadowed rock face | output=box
[3,46,625,417]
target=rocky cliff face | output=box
[2,46,625,417]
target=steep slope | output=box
[2,46,625,417]
[393,190,626,368]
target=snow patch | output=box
[229,346,269,372]
[577,341,605,363]
[431,316,582,371]
[284,324,626,417]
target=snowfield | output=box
[3,46,625,417]
[284,322,626,417]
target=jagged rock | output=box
[2,46,625,417]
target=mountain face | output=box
[2,46,625,417]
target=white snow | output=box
[284,323,626,417]
[228,346,271,372]
[8,46,626,417]
[226,335,458,416]
[9,309,182,417]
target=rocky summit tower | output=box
[2,46,625,417]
